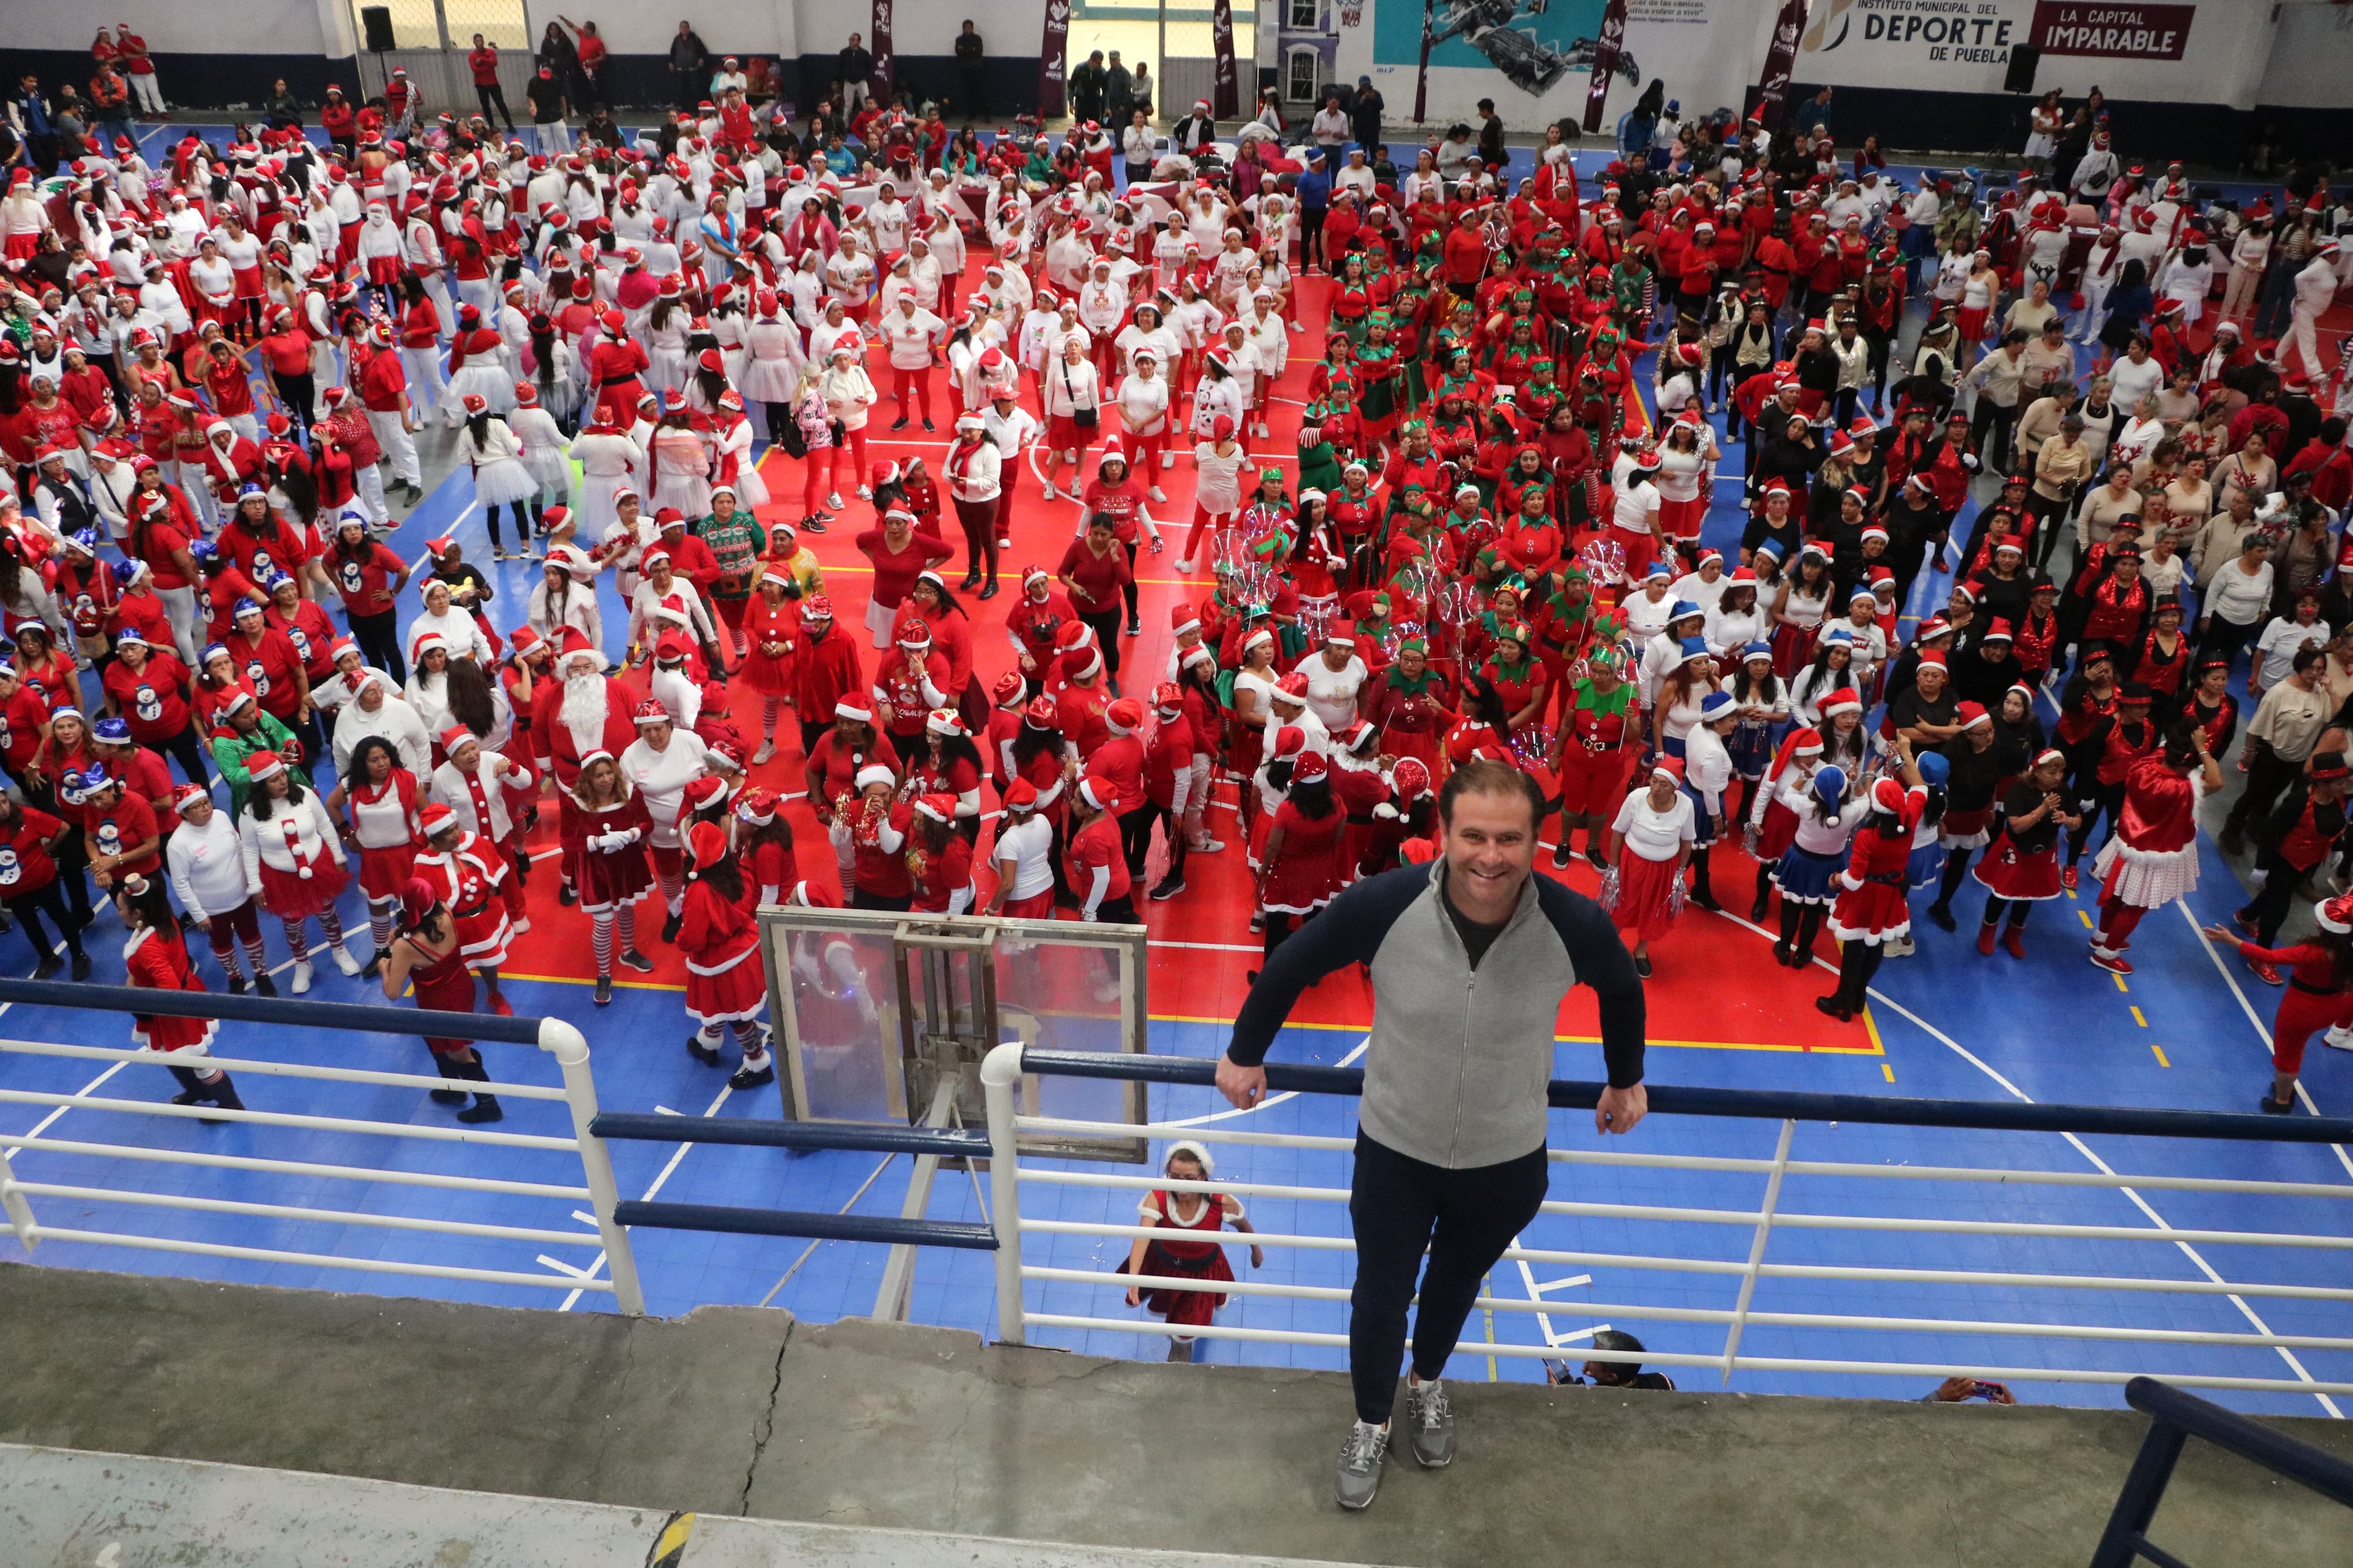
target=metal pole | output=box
[981,1042,1027,1344]
[430,0,453,53]
[1718,1117,1795,1383]
[539,1020,647,1316]
[873,1078,960,1320]
[1158,0,1167,114]
[0,1169,39,1252]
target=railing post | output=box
[2087,1411,2191,1568]
[981,1042,1027,1345]
[538,1020,647,1316]
[1718,1117,1795,1384]
[0,1167,38,1252]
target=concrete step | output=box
[1,1262,2347,1568]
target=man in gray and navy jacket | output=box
[1216,759,1649,1511]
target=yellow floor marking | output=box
[1881,1062,1896,1082]
[2152,1044,2171,1068]
[2130,1007,2148,1028]
[2113,971,2129,992]
[2078,909,2094,928]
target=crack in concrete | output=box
[736,1319,794,1517]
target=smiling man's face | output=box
[1441,783,1536,922]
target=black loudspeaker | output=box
[361,6,395,53]
[2003,45,2040,96]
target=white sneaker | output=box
[826,491,845,511]
[2324,1025,2353,1052]
[1192,835,1225,853]
[291,960,313,995]
[855,485,872,500]
[329,943,364,977]
[1161,451,1175,469]
[752,741,776,764]
[1148,485,1167,503]
[1040,481,1059,500]
[1175,558,1195,573]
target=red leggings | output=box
[891,365,933,423]
[828,427,871,490]
[1130,430,1168,474]
[1556,748,1633,820]
[2269,987,2345,1075]
[803,451,830,513]
[2094,899,2146,951]
[1183,505,1236,561]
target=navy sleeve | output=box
[1225,862,1428,1066]
[1535,876,1649,1089]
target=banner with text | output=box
[872,0,895,102]
[1212,0,1239,118]
[1581,0,1629,131]
[2031,2,2192,59]
[1039,0,1069,117]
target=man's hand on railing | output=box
[1215,1053,1267,1110]
[1596,1082,1648,1137]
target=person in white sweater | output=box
[166,784,274,994]
[331,670,435,780]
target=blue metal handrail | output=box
[2088,1377,2353,1567]
[592,1112,989,1158]
[613,1200,995,1251]
[1019,1049,2353,1146]
[0,975,544,1047]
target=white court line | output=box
[2178,901,2353,1179]
[1159,1038,1369,1128]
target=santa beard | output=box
[561,669,611,758]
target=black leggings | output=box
[5,880,85,966]
[476,81,514,126]
[272,370,316,434]
[1777,899,1825,957]
[1121,541,1140,625]
[2239,857,2313,948]
[1118,803,1154,878]
[145,725,212,787]
[1157,806,1190,884]
[1980,896,2036,929]
[1932,845,1974,909]
[484,500,542,551]
[1348,1130,1549,1424]
[1830,939,1887,1007]
[1080,608,1123,678]
[347,607,408,686]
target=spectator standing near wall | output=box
[1475,98,1505,169]
[1349,75,1382,153]
[467,35,515,131]
[1105,52,1133,130]
[669,21,710,114]
[954,21,985,122]
[1217,761,1648,1511]
[1071,50,1107,127]
[841,33,875,115]
[115,25,165,116]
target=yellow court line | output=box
[2151,1044,2171,1068]
[2112,971,2129,992]
[2130,1007,2148,1028]
[2078,909,2094,928]
[1881,1062,1897,1082]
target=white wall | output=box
[2257,1,2353,109]
[5,0,330,54]
[533,0,1035,63]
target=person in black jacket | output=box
[1070,50,1107,126]
[840,32,875,113]
[954,20,985,121]
[668,21,710,113]
[1475,99,1505,169]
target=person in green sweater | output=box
[210,693,307,819]
[1297,396,1343,496]
[692,483,768,665]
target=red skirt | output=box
[1002,888,1056,919]
[1770,621,1820,679]
[453,904,512,967]
[231,265,266,300]
[1557,746,1632,820]
[1658,494,1706,541]
[2,234,38,262]
[1046,413,1096,451]
[566,840,654,908]
[133,1010,217,1052]
[1973,837,2062,901]
[365,254,403,285]
[412,963,477,1054]
[1135,1238,1234,1326]
[1958,305,1990,341]
[736,643,796,697]
[1941,805,1993,849]
[357,841,418,901]
[1611,849,1683,945]
[1262,843,1337,914]
[1828,878,1910,944]
[684,944,768,1025]
[257,857,351,921]
[1753,797,1799,861]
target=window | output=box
[1285,45,1320,105]
[1287,0,1320,31]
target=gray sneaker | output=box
[1406,1379,1456,1468]
[1335,1419,1389,1510]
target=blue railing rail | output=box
[0,976,544,1046]
[1019,1049,2353,1145]
[2089,1377,2353,1568]
[595,1113,997,1252]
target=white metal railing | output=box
[0,1017,644,1313]
[978,1046,2353,1407]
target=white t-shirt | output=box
[1613,477,1662,535]
[992,813,1056,900]
[1300,653,1367,732]
[1193,441,1249,514]
[1612,791,1696,862]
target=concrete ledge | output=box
[2,1263,2349,1567]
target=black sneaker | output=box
[429,1087,469,1105]
[1149,875,1186,901]
[558,883,577,907]
[961,573,982,591]
[1925,903,1956,932]
[1634,953,1653,978]
[254,973,278,997]
[1552,840,1572,868]
[2259,1091,2294,1115]
[1125,618,1142,637]
[69,952,90,981]
[32,956,59,980]
[617,948,655,974]
[228,974,248,994]
[801,517,828,534]
[594,975,613,1006]
[661,912,683,944]
[921,418,934,431]
[978,580,999,599]
[729,1059,777,1090]
[1689,889,1723,913]
[455,1098,505,1124]
[890,416,910,431]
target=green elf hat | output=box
[1531,356,1556,375]
[1400,419,1429,439]
[1259,466,1285,483]
[1367,591,1393,617]
[1496,573,1529,598]
[1559,563,1591,585]
[1499,619,1532,645]
[1398,636,1429,655]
